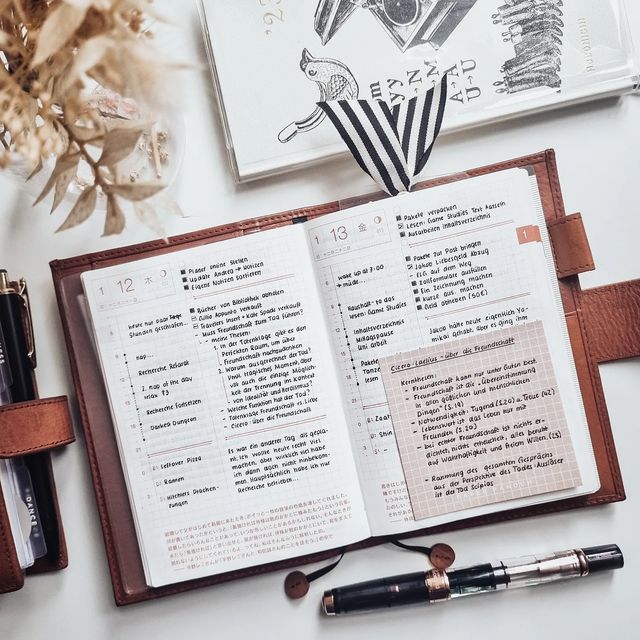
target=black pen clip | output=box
[17,278,37,369]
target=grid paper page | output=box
[380,321,581,519]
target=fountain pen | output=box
[322,544,623,615]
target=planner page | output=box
[304,168,598,536]
[81,225,369,587]
[379,321,581,520]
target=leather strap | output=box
[548,213,595,279]
[580,280,640,363]
[0,397,75,458]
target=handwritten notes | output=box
[82,226,369,586]
[380,322,581,519]
[80,168,599,586]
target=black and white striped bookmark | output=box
[318,76,448,196]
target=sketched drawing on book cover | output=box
[278,1,477,144]
[277,0,566,143]
[314,0,480,52]
[493,0,565,94]
[278,49,359,143]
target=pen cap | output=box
[582,545,624,574]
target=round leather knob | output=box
[284,571,310,599]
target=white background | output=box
[0,2,639,638]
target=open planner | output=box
[51,152,634,604]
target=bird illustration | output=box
[278,49,359,143]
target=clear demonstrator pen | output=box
[323,545,624,615]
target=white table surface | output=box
[1,3,639,638]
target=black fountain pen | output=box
[322,544,623,615]
[0,269,59,562]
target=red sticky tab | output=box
[517,225,542,245]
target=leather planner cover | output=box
[50,151,638,605]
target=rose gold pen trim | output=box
[426,569,450,603]
[322,592,336,615]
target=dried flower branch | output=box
[0,0,177,235]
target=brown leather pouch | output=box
[0,394,75,594]
[49,150,638,605]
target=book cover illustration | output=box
[280,0,568,145]
[315,0,479,52]
[200,0,637,179]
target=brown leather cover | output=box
[580,280,640,363]
[49,150,634,605]
[0,396,75,594]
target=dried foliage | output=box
[0,0,176,235]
